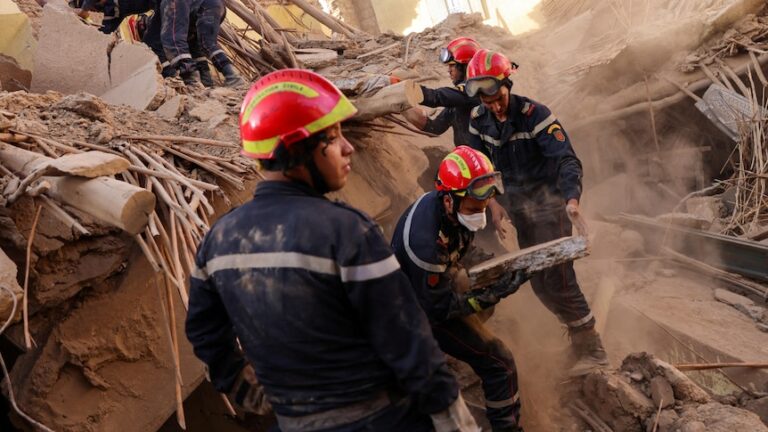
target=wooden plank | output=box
[469,236,589,289]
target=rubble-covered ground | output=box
[1,0,768,431]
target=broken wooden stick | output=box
[123,134,237,148]
[23,205,43,350]
[469,236,589,289]
[674,362,768,372]
[353,80,424,122]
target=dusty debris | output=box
[577,353,767,432]
[54,93,114,124]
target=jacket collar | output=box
[253,180,325,199]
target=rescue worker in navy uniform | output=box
[403,37,486,146]
[464,49,608,375]
[392,146,528,432]
[185,69,479,432]
[159,0,243,86]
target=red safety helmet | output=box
[239,69,357,160]
[440,37,481,65]
[436,146,504,200]
[465,49,518,97]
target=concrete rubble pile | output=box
[576,352,768,432]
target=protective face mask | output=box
[457,211,487,232]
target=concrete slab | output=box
[32,0,112,95]
[101,61,171,111]
[108,41,159,86]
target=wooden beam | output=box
[0,143,155,234]
[469,236,589,289]
[285,0,355,38]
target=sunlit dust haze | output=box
[404,0,542,35]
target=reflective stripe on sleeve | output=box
[567,312,594,328]
[340,255,400,282]
[404,194,448,273]
[532,114,557,135]
[485,393,520,409]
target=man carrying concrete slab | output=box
[185,69,477,432]
[465,49,608,375]
[392,146,528,432]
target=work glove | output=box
[488,269,530,298]
[227,364,272,415]
[430,394,481,432]
[458,270,529,315]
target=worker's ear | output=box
[442,194,454,215]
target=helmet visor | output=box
[465,77,502,97]
[439,47,454,64]
[466,172,504,200]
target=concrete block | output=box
[32,0,112,96]
[650,376,675,409]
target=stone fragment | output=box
[189,99,227,122]
[650,376,675,409]
[155,95,185,120]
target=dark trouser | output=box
[510,207,594,329]
[145,7,208,75]
[160,0,203,71]
[269,396,433,432]
[433,316,520,431]
[196,0,232,71]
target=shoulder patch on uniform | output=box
[427,274,440,287]
[548,123,566,142]
[523,102,536,117]
[471,105,483,119]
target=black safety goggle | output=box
[439,48,454,64]
[465,77,503,98]
[454,172,504,200]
